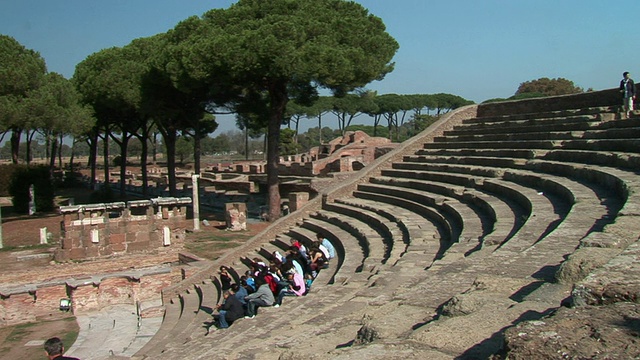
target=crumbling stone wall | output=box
[56,197,192,261]
[0,267,180,326]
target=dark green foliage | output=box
[8,165,55,213]
[62,171,83,188]
[0,164,18,196]
[279,128,303,155]
[111,155,132,167]
[89,185,115,203]
[516,77,583,96]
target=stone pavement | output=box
[65,304,162,360]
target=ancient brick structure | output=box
[0,265,182,326]
[278,130,397,176]
[56,197,192,261]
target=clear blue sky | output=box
[1,0,639,132]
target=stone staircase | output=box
[123,91,640,359]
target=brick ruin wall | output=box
[0,198,197,326]
[56,197,192,261]
[0,267,184,326]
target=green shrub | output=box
[89,185,114,203]
[0,164,18,196]
[9,165,55,214]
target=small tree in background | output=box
[516,77,583,97]
[9,165,54,214]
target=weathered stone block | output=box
[127,241,151,253]
[110,233,126,245]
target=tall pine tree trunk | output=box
[10,129,21,164]
[266,79,287,221]
[58,133,64,169]
[193,134,201,174]
[102,133,110,188]
[163,130,178,197]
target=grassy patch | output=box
[0,316,78,359]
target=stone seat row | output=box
[134,104,640,358]
[460,114,640,135]
[468,106,616,123]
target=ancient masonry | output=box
[57,197,192,261]
[0,197,192,327]
[121,86,640,359]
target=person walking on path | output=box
[620,71,636,118]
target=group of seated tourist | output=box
[208,233,336,332]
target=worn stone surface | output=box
[556,246,622,284]
[498,303,640,360]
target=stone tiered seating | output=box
[126,90,640,359]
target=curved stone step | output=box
[401,153,633,220]
[539,149,640,169]
[311,210,386,264]
[333,197,443,294]
[154,281,368,359]
[469,106,614,123]
[174,279,220,340]
[456,113,603,133]
[141,287,201,358]
[372,174,517,249]
[384,165,609,253]
[352,189,453,249]
[384,163,616,254]
[300,217,368,285]
[357,182,486,256]
[323,201,400,265]
[435,129,595,143]
[133,296,181,358]
[375,162,560,254]
[423,138,640,153]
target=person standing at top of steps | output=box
[620,71,636,118]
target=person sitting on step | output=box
[231,283,248,311]
[316,232,336,261]
[218,266,233,291]
[289,238,310,262]
[244,276,275,319]
[287,245,312,277]
[211,290,244,331]
[308,247,329,277]
[273,270,306,308]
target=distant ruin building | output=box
[91,131,396,218]
[57,197,192,261]
[277,130,397,176]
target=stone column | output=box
[0,204,3,249]
[192,174,200,231]
[225,203,247,231]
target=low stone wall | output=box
[476,87,633,118]
[0,265,181,326]
[56,197,192,261]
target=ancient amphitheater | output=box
[67,88,640,359]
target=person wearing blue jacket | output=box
[620,71,636,118]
